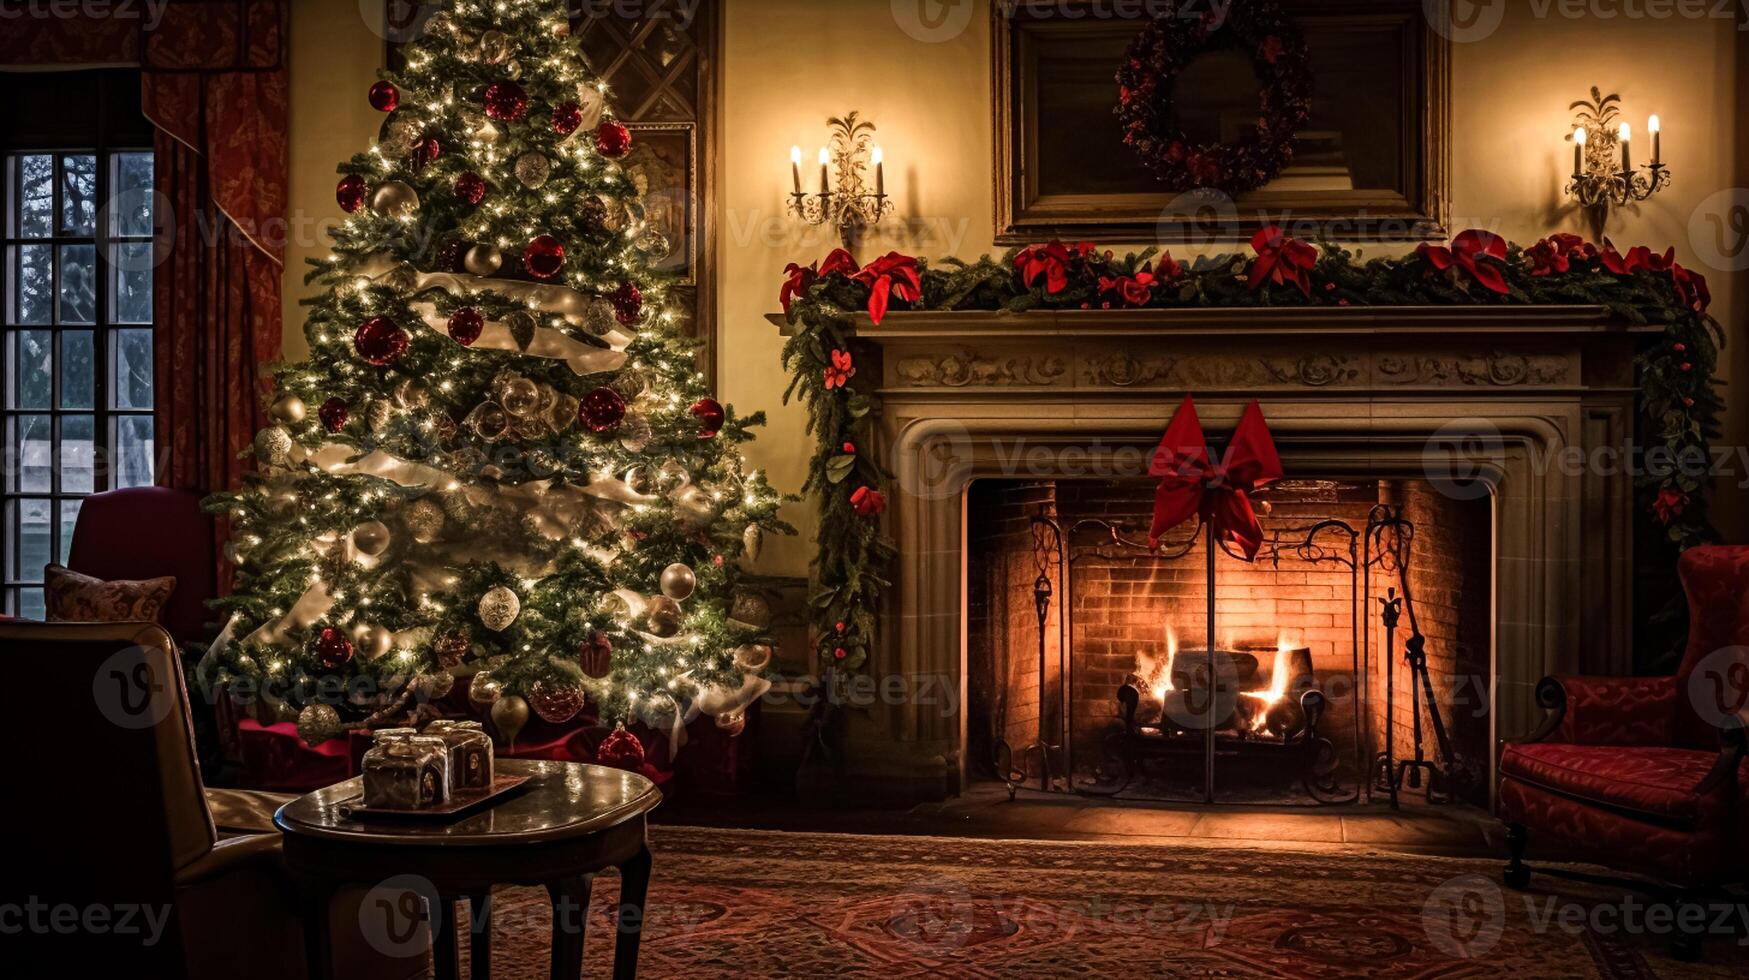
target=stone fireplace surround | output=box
[771,306,1651,803]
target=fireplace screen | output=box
[967,478,1491,808]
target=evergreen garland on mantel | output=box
[778,229,1722,677]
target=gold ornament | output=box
[491,695,530,744]
[498,376,542,417]
[270,392,306,423]
[478,585,521,631]
[463,243,503,276]
[379,116,422,156]
[479,29,511,63]
[515,151,551,189]
[548,392,580,434]
[468,669,503,706]
[714,709,747,737]
[659,562,696,601]
[502,59,522,81]
[744,524,764,562]
[370,180,420,216]
[459,107,499,144]
[353,623,393,660]
[352,520,391,556]
[733,643,773,672]
[253,426,294,468]
[645,595,683,637]
[404,498,445,544]
[393,379,429,410]
[296,703,343,746]
[673,485,715,524]
[728,592,772,632]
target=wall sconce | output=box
[1564,88,1670,212]
[787,111,893,249]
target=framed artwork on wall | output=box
[993,0,1449,244]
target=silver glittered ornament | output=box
[744,524,764,562]
[253,426,294,468]
[478,585,521,631]
[404,498,445,544]
[635,229,670,257]
[645,595,683,637]
[352,520,392,556]
[583,297,618,337]
[514,151,551,189]
[609,367,647,400]
[296,703,343,746]
[463,243,503,276]
[617,413,652,453]
[659,562,696,601]
[728,592,772,632]
[370,180,421,217]
[270,392,306,423]
[379,116,422,156]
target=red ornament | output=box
[410,134,442,173]
[690,398,725,439]
[336,175,369,213]
[484,80,528,121]
[595,723,645,771]
[522,235,566,280]
[552,102,583,136]
[528,680,585,724]
[580,631,613,678]
[594,121,632,158]
[316,627,355,670]
[354,316,410,366]
[609,281,642,325]
[579,386,627,432]
[318,398,349,433]
[454,171,487,205]
[447,307,484,346]
[368,81,399,112]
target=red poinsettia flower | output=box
[852,251,922,325]
[1525,233,1595,276]
[1248,226,1318,296]
[823,349,855,390]
[1673,263,1711,314]
[779,260,817,314]
[850,486,886,517]
[1098,268,1156,308]
[1653,487,1688,524]
[1259,35,1285,64]
[818,247,860,278]
[1417,229,1509,294]
[1015,240,1097,295]
[1598,240,1676,276]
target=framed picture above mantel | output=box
[993,0,1449,244]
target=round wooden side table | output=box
[275,758,661,980]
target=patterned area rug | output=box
[453,826,1747,978]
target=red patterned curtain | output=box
[0,0,288,496]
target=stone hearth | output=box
[772,306,1651,803]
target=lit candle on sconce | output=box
[790,145,802,195]
[872,145,885,197]
[1618,122,1631,173]
[1563,89,1670,210]
[1648,114,1661,165]
[1572,126,1586,176]
[818,147,830,196]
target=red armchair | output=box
[67,486,217,647]
[1499,545,1749,957]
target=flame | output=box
[1242,632,1301,731]
[1138,625,1178,700]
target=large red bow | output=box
[1148,396,1284,559]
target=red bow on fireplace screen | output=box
[1147,396,1284,559]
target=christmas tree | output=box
[197,0,787,755]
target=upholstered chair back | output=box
[1674,546,1749,749]
[67,486,217,646]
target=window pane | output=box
[113,329,154,410]
[116,415,154,488]
[110,153,155,238]
[17,154,53,238]
[60,414,94,493]
[9,330,52,409]
[59,498,81,564]
[9,414,51,492]
[16,244,52,325]
[60,154,97,236]
[13,498,51,582]
[112,243,153,323]
[59,330,94,409]
[58,244,96,325]
[18,588,44,621]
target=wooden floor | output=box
[658,779,1510,860]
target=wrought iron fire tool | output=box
[1371,588,1404,809]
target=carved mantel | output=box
[768,306,1657,803]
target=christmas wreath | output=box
[1115,1,1312,194]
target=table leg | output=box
[546,875,594,980]
[432,893,462,980]
[301,885,335,980]
[611,845,652,980]
[466,889,493,980]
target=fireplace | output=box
[769,305,1646,804]
[967,475,1492,806]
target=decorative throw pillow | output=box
[43,565,176,625]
